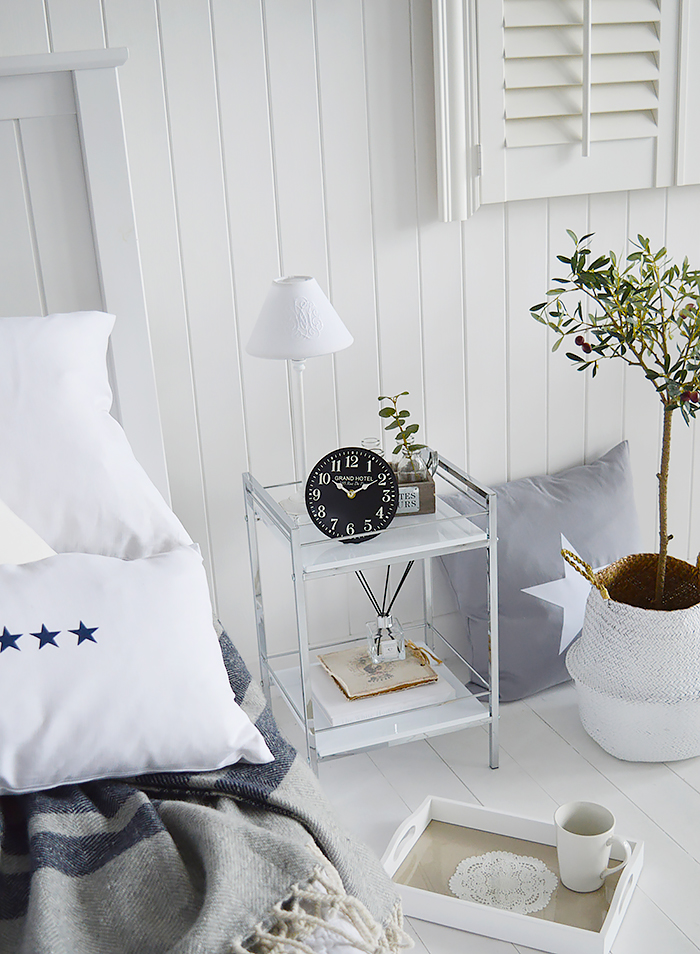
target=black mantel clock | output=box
[304,446,399,542]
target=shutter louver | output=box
[504,0,661,149]
[433,0,700,217]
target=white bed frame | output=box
[0,49,169,502]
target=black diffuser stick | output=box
[355,570,382,615]
[355,562,416,619]
[380,566,391,615]
[386,561,415,615]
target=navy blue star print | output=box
[32,625,60,648]
[69,622,98,645]
[0,622,100,653]
[0,627,22,652]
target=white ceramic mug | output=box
[554,801,631,893]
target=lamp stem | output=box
[288,358,308,503]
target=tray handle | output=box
[384,821,419,871]
[605,863,637,934]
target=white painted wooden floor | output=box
[277,681,700,954]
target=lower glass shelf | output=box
[271,646,490,760]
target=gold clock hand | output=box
[334,479,376,499]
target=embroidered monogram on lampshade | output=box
[246,276,353,360]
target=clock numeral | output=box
[306,447,399,541]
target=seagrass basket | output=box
[597,552,700,611]
[565,551,700,762]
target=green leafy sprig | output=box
[378,391,426,458]
[531,230,700,422]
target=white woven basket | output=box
[571,681,700,762]
[565,554,700,762]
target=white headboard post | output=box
[0,49,171,504]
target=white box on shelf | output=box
[381,796,643,954]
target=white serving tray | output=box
[381,796,643,954]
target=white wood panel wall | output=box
[3,0,700,671]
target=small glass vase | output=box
[396,449,429,484]
[366,615,406,665]
[361,437,385,457]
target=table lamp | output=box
[246,276,353,513]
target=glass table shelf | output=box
[272,639,489,760]
[243,453,499,773]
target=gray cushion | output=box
[441,442,640,702]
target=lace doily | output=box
[449,851,558,914]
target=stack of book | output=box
[313,643,456,726]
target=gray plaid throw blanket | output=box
[0,633,410,954]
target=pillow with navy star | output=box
[0,545,273,793]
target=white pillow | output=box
[0,545,273,794]
[0,311,192,558]
[0,497,55,564]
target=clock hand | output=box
[334,479,377,499]
[353,479,377,493]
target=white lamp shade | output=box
[246,276,353,360]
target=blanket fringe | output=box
[231,845,413,954]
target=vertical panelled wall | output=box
[3,1,700,669]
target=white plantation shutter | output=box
[433,0,700,218]
[503,0,661,149]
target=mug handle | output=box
[601,835,631,882]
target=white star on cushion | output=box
[522,534,603,654]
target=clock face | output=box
[305,447,399,542]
